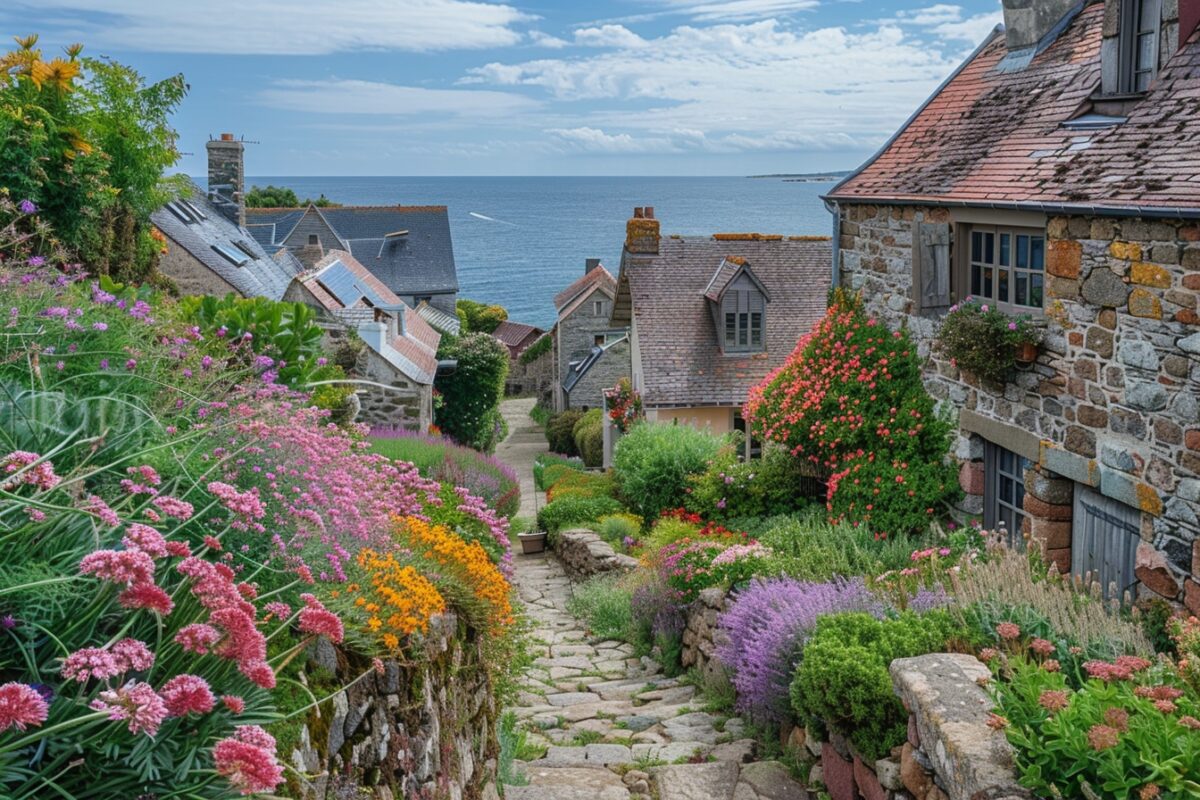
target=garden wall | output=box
[553,529,639,580]
[288,613,500,800]
[680,586,729,684]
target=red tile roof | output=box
[554,265,616,313]
[491,320,543,348]
[828,8,1200,212]
[615,236,831,407]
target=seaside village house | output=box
[825,0,1200,610]
[283,250,440,432]
[489,320,546,395]
[610,207,832,457]
[552,259,633,410]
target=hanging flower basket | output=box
[603,377,644,434]
[936,298,1042,384]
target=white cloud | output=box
[573,25,647,48]
[546,127,679,153]
[933,11,1003,42]
[529,30,570,49]
[652,0,819,21]
[7,0,532,54]
[259,79,539,116]
[897,4,964,25]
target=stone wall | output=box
[506,345,554,402]
[555,290,619,411]
[838,203,1200,610]
[288,614,499,800]
[680,587,729,685]
[553,529,638,580]
[566,338,632,411]
[157,238,241,297]
[354,346,433,433]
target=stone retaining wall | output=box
[287,613,499,800]
[553,529,639,580]
[680,586,730,684]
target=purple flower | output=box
[317,357,327,366]
[125,359,137,371]
[716,577,886,723]
[1,615,16,629]
[92,322,108,331]
[201,355,213,370]
[99,359,109,370]
[1007,321,1017,331]
[716,498,727,509]
[18,199,36,214]
[28,256,45,268]
[907,585,952,613]
[91,283,116,304]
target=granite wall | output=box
[287,614,499,800]
[552,529,639,580]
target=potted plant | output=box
[517,519,548,554]
[936,298,1042,383]
[603,377,644,434]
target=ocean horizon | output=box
[208,175,838,329]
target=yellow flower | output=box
[45,58,79,91]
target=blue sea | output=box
[239,176,837,329]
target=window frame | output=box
[1120,0,1161,93]
[961,223,1046,314]
[721,289,766,354]
[983,441,1032,549]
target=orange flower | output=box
[348,547,447,650]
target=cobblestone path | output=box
[503,552,810,800]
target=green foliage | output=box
[790,611,962,760]
[0,37,186,283]
[937,298,1041,384]
[613,422,724,519]
[456,298,508,334]
[996,657,1200,799]
[498,711,540,785]
[545,409,584,456]
[756,512,943,581]
[568,574,635,642]
[434,332,509,452]
[747,290,960,539]
[519,333,552,364]
[537,494,623,534]
[545,469,614,502]
[594,513,643,549]
[533,453,584,491]
[685,442,815,521]
[643,517,702,554]
[573,408,604,468]
[529,402,552,427]
[244,184,339,208]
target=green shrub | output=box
[643,517,703,554]
[520,334,553,365]
[457,298,508,334]
[537,494,624,533]
[756,513,941,581]
[534,454,585,491]
[613,422,724,518]
[595,513,643,549]
[546,409,584,456]
[545,468,613,500]
[685,442,815,521]
[746,289,960,539]
[790,610,961,760]
[936,299,1041,384]
[568,574,635,641]
[574,408,604,468]
[435,332,509,452]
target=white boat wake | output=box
[469,211,517,226]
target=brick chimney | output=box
[207,133,245,227]
[297,239,324,269]
[1000,0,1078,51]
[1182,0,1200,49]
[625,206,660,255]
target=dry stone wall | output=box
[553,529,639,579]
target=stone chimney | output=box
[207,133,245,227]
[1000,0,1079,51]
[297,239,324,269]
[625,207,660,255]
[585,257,601,275]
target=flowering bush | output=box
[337,548,448,650]
[434,332,509,452]
[1171,616,1200,695]
[716,577,885,723]
[685,442,816,521]
[936,297,1041,384]
[655,534,767,604]
[993,654,1200,799]
[613,422,725,518]
[745,289,959,539]
[603,377,644,434]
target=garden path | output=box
[494,397,546,521]
[503,552,811,800]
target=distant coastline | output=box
[748,171,851,182]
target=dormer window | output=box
[705,257,769,355]
[724,301,763,351]
[1121,0,1160,92]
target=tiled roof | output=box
[828,8,1200,212]
[150,183,300,300]
[297,250,440,384]
[246,205,459,295]
[554,265,616,313]
[416,301,462,336]
[563,333,628,393]
[616,236,831,407]
[492,320,543,348]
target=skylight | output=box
[211,244,249,267]
[233,240,259,259]
[166,201,197,224]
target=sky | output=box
[3,0,1003,176]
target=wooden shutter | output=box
[1072,488,1139,603]
[912,221,951,309]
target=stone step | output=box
[506,766,630,800]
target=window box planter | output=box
[518,530,548,554]
[936,298,1042,384]
[1014,340,1038,365]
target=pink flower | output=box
[996,622,1021,640]
[61,648,121,682]
[1086,724,1120,751]
[111,638,155,672]
[118,584,175,615]
[221,695,246,714]
[1104,707,1130,731]
[127,465,161,486]
[0,682,49,732]
[298,596,344,644]
[372,658,385,675]
[165,540,191,557]
[80,549,155,586]
[207,481,265,521]
[152,495,194,521]
[175,623,222,655]
[1043,659,1061,673]
[84,494,120,526]
[213,726,284,795]
[241,660,276,689]
[203,535,223,551]
[1,451,61,491]
[264,601,291,620]
[160,674,215,717]
[1179,716,1200,730]
[122,524,168,558]
[985,713,1009,731]
[90,681,167,736]
[1154,699,1177,714]
[1030,638,1055,656]
[978,647,999,661]
[1038,690,1069,713]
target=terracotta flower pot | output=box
[1015,341,1038,364]
[518,531,547,554]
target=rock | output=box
[711,738,757,763]
[732,760,811,799]
[852,755,886,800]
[661,711,722,744]
[545,692,602,707]
[650,761,740,800]
[874,757,903,791]
[820,743,858,800]
[900,743,932,798]
[1125,380,1169,411]
[1081,268,1129,307]
[808,764,824,788]
[616,714,658,732]
[1179,332,1200,355]
[632,741,713,763]
[507,766,631,800]
[1118,340,1160,371]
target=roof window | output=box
[211,244,249,267]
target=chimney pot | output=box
[645,206,654,219]
[633,207,644,219]
[220,132,234,141]
[625,207,661,256]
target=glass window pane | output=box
[750,313,762,346]
[983,267,993,299]
[971,265,981,296]
[999,233,1010,266]
[998,268,1009,303]
[972,231,983,261]
[1030,237,1044,271]
[1016,273,1027,306]
[1016,235,1029,268]
[1030,274,1044,307]
[984,233,994,264]
[1139,0,1156,28]
[739,313,748,346]
[1138,33,1155,70]
[725,313,736,345]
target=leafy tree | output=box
[245,184,339,208]
[435,333,509,452]
[456,298,508,334]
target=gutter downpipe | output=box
[826,198,841,290]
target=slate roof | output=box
[827,6,1200,213]
[246,205,459,295]
[554,265,616,314]
[614,236,831,407]
[563,334,628,393]
[492,320,543,349]
[297,250,440,384]
[415,301,462,336]
[150,184,300,300]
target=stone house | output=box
[552,259,631,410]
[490,320,544,395]
[284,250,440,432]
[150,136,300,299]
[825,0,1200,609]
[610,207,831,456]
